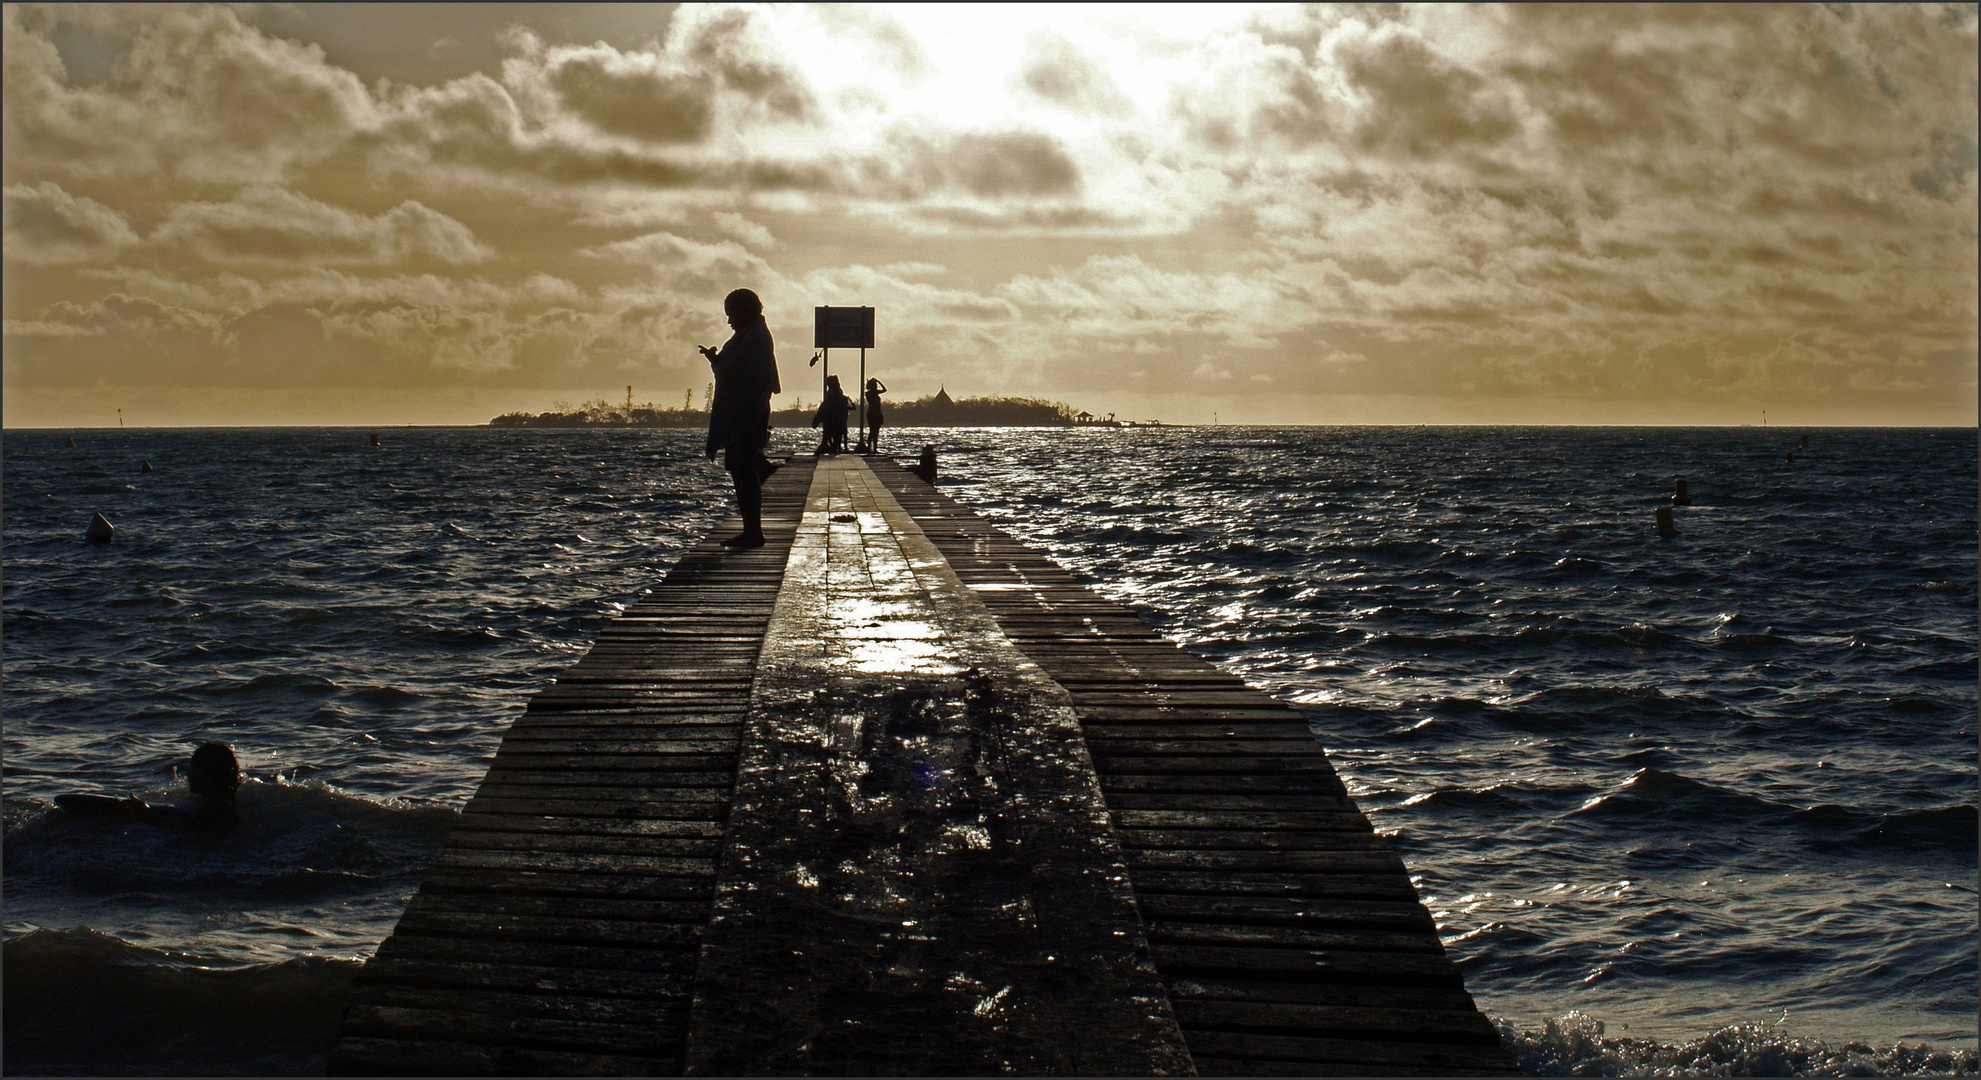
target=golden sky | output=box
[3,3,1976,426]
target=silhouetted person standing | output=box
[700,289,781,548]
[864,378,887,453]
[813,375,851,456]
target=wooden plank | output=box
[441,830,722,859]
[1099,775,1350,796]
[1143,922,1445,954]
[328,1035,675,1077]
[496,727,743,743]
[350,956,693,999]
[432,845,719,878]
[406,891,712,925]
[1166,976,1480,1011]
[1172,999,1498,1040]
[452,814,726,839]
[1088,738,1331,755]
[375,933,701,975]
[1181,1032,1518,1071]
[1136,895,1435,930]
[1123,849,1406,873]
[482,759,739,778]
[1112,810,1371,830]
[461,794,730,818]
[1147,944,1463,984]
[413,866,717,901]
[389,910,705,949]
[469,778,738,796]
[354,983,686,1027]
[1117,828,1394,852]
[1104,793,1357,812]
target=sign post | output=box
[813,306,875,451]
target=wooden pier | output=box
[330,456,1517,1076]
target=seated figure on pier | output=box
[55,741,243,832]
[700,289,782,548]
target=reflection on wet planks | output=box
[327,459,818,1077]
[870,458,1520,1078]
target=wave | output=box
[1086,524,1204,546]
[1392,781,1557,816]
[3,778,455,899]
[1903,658,1980,681]
[1792,803,1979,857]
[203,673,339,698]
[348,684,423,707]
[1494,1011,1977,1077]
[1570,768,1780,823]
[1573,772,1978,858]
[1,927,358,1077]
[1527,683,1682,706]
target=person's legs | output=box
[723,445,766,546]
[868,417,882,453]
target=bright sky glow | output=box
[3,3,1975,426]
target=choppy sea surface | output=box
[3,426,1974,1076]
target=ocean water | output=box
[3,425,1974,1075]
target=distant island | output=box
[490,387,1159,428]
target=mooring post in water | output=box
[1655,506,1678,538]
[1671,478,1690,505]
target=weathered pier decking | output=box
[330,456,1517,1076]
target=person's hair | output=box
[826,375,840,387]
[723,289,763,319]
[188,742,240,800]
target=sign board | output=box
[814,306,875,349]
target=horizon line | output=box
[5,422,1974,432]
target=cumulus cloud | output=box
[3,181,139,263]
[1,4,1973,424]
[1020,31,1129,115]
[147,187,492,266]
[3,4,375,185]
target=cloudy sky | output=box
[4,3,1975,426]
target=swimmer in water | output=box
[55,741,242,832]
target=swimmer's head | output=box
[188,742,240,801]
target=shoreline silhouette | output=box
[490,390,1148,429]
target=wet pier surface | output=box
[330,456,1517,1076]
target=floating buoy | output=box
[86,513,115,543]
[67,436,76,448]
[1786,452,1795,464]
[370,433,380,447]
[1654,506,1677,539]
[140,459,154,473]
[1671,478,1691,506]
